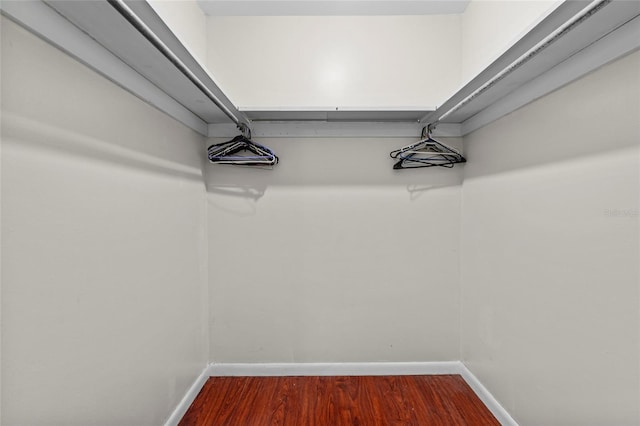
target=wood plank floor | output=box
[179,375,500,425]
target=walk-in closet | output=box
[1,0,639,425]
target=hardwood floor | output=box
[179,375,500,425]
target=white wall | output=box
[148,0,208,65]
[203,3,562,109]
[206,15,461,109]
[6,5,638,425]
[460,51,640,425]
[1,17,208,426]
[460,0,561,85]
[205,137,463,362]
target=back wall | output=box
[205,137,463,363]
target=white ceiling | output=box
[197,1,471,16]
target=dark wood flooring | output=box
[179,375,500,425]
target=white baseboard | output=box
[459,363,518,426]
[209,361,462,377]
[166,361,518,426]
[164,364,215,426]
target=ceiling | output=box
[196,0,471,16]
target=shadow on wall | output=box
[204,136,465,203]
[463,51,640,180]
[1,17,207,184]
[2,112,204,183]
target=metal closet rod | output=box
[106,0,249,132]
[421,0,611,126]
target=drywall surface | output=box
[1,18,208,426]
[461,0,561,85]
[461,51,640,425]
[205,137,463,362]
[206,15,461,109]
[148,0,208,66]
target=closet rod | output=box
[421,0,611,126]
[106,0,249,131]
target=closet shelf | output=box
[431,0,640,135]
[240,109,434,123]
[39,0,242,125]
[3,0,639,138]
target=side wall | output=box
[461,51,640,425]
[1,18,209,426]
[205,137,463,363]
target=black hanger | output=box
[390,125,466,170]
[208,126,279,166]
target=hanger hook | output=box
[238,123,252,139]
[424,122,437,139]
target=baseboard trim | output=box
[164,364,215,426]
[166,361,518,426]
[209,361,463,377]
[459,363,518,426]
